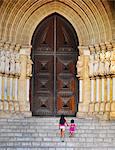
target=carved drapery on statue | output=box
[88,54,94,77]
[88,42,115,78]
[94,52,100,76]
[26,56,33,77]
[0,48,21,76]
[105,51,111,75]
[76,56,84,78]
[99,50,105,76]
[110,50,115,74]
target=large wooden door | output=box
[31,13,79,116]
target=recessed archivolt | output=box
[3,0,28,41]
[0,0,113,46]
[0,0,12,40]
[9,0,50,43]
[92,0,112,42]
[16,1,89,45]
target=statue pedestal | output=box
[94,102,100,112]
[100,102,105,112]
[110,102,115,120]
[89,103,95,113]
[77,103,89,118]
[9,101,14,111]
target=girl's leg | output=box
[62,130,64,138]
[60,129,62,138]
[60,129,64,138]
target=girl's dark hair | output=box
[59,114,65,125]
[60,114,64,119]
[71,119,74,123]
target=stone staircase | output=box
[0,117,115,150]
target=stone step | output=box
[0,141,115,149]
[0,117,114,149]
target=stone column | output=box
[18,45,32,116]
[110,75,115,119]
[99,43,107,119]
[77,46,90,118]
[105,76,112,118]
[0,74,3,111]
[13,76,19,112]
[104,42,112,119]
[88,46,96,116]
[94,76,101,114]
[89,77,96,115]
[3,75,9,111]
[79,79,83,103]
[8,75,14,112]
[100,77,108,119]
[93,44,101,117]
[110,42,115,120]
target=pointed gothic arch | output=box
[30,13,79,116]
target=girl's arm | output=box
[65,120,69,126]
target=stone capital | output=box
[111,41,115,49]
[105,42,112,51]
[20,45,32,56]
[9,43,15,51]
[4,42,10,51]
[89,45,95,54]
[15,44,21,52]
[100,43,106,51]
[0,41,4,49]
[94,44,100,52]
[78,45,90,56]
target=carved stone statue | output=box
[88,54,94,77]
[0,50,5,73]
[15,52,20,76]
[5,51,10,74]
[105,51,111,75]
[10,51,15,75]
[94,53,99,76]
[76,56,83,78]
[26,56,33,77]
[99,50,105,76]
[110,50,115,74]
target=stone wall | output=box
[0,42,32,117]
[77,42,115,120]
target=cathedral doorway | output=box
[31,13,79,116]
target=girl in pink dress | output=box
[69,119,76,137]
[59,115,68,141]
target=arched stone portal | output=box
[31,13,79,116]
[0,0,114,120]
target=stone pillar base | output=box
[95,102,100,112]
[103,112,110,120]
[77,112,88,119]
[97,112,110,120]
[78,103,89,113]
[0,111,32,118]
[0,101,3,110]
[110,112,115,120]
[100,102,105,112]
[3,101,9,111]
[110,102,115,120]
[9,101,15,111]
[89,103,95,113]
[77,103,91,119]
[14,101,20,111]
[106,102,111,112]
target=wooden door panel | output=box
[56,54,76,115]
[31,13,79,116]
[33,55,54,115]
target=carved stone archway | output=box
[0,0,115,120]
